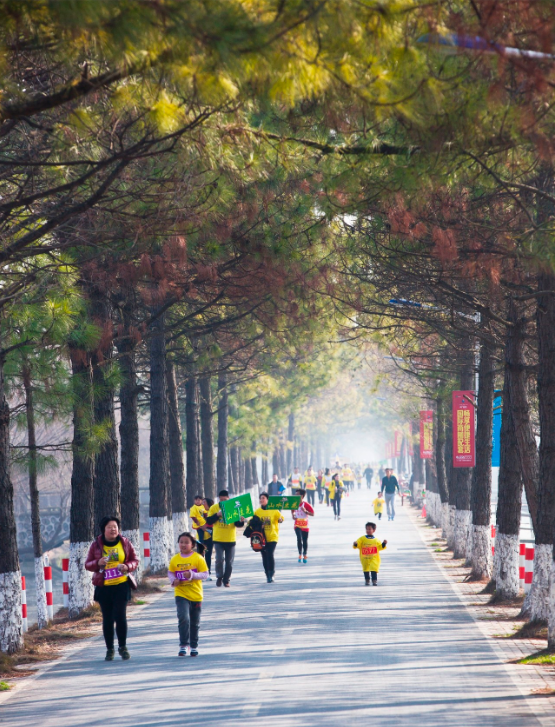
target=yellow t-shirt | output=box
[169,551,208,601]
[304,475,317,490]
[342,468,353,481]
[207,502,238,543]
[353,535,386,572]
[103,540,128,586]
[254,507,283,542]
[190,504,207,532]
[329,480,343,500]
[373,497,385,514]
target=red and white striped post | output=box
[62,558,69,608]
[519,543,526,590]
[44,559,54,621]
[524,546,535,594]
[21,576,28,633]
[143,532,150,571]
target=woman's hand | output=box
[118,563,129,574]
[98,557,109,567]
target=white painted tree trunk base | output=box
[446,505,456,550]
[68,541,94,618]
[522,543,551,622]
[547,559,555,649]
[149,516,170,572]
[493,532,520,600]
[453,509,472,560]
[122,528,141,583]
[0,570,23,653]
[34,556,48,628]
[172,511,189,549]
[470,524,492,580]
[441,502,450,540]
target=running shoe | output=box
[224,582,231,587]
[190,649,199,657]
[372,582,378,586]
[303,557,308,564]
[298,556,302,563]
[365,581,370,586]
[216,577,223,587]
[118,647,130,660]
[178,646,188,657]
[105,649,115,661]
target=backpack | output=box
[243,515,266,552]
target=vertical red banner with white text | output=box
[419,411,433,459]
[452,391,476,467]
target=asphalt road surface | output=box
[1,489,542,726]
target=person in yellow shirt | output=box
[303,466,317,506]
[189,495,207,540]
[329,473,344,520]
[324,468,332,506]
[353,522,387,586]
[254,492,284,583]
[168,532,209,657]
[205,489,245,587]
[372,491,385,520]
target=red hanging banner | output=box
[394,430,402,458]
[452,391,476,468]
[419,411,433,459]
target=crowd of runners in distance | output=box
[84,462,404,661]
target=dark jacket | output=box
[382,476,400,494]
[85,534,138,587]
[267,480,284,497]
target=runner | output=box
[324,467,332,506]
[303,466,317,506]
[316,469,325,504]
[168,532,209,657]
[363,465,374,489]
[189,494,207,541]
[372,491,385,520]
[353,522,387,586]
[329,473,344,520]
[381,468,400,521]
[342,464,354,493]
[253,492,284,583]
[292,488,315,563]
[287,466,303,495]
[85,516,138,661]
[201,497,214,579]
[205,490,245,587]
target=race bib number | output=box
[175,568,197,581]
[361,546,378,556]
[104,567,123,581]
[295,519,309,529]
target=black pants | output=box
[295,528,309,555]
[215,542,235,584]
[203,537,214,573]
[332,497,341,516]
[364,571,378,583]
[317,488,324,503]
[176,597,201,648]
[306,490,315,506]
[261,541,277,576]
[95,581,130,650]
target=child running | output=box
[168,532,209,657]
[292,488,315,564]
[353,522,387,586]
[372,491,385,520]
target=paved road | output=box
[1,489,542,726]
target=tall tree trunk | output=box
[469,343,494,579]
[272,447,280,480]
[230,446,239,494]
[117,314,141,581]
[287,413,294,477]
[435,395,449,540]
[68,348,95,617]
[167,362,187,545]
[493,312,525,599]
[216,372,228,494]
[22,366,48,628]
[200,376,216,500]
[280,440,287,480]
[149,312,171,572]
[244,453,252,490]
[533,271,555,626]
[91,294,120,529]
[261,454,268,486]
[453,343,475,559]
[185,375,202,506]
[251,447,259,487]
[0,354,23,653]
